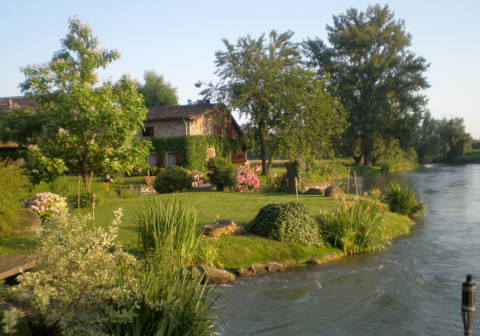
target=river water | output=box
[215,164,480,335]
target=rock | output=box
[202,219,244,238]
[305,187,324,195]
[234,262,284,277]
[324,186,344,198]
[306,253,341,265]
[192,264,235,284]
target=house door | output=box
[167,153,177,167]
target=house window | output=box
[143,127,154,137]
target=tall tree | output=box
[138,71,178,107]
[203,30,346,174]
[3,18,151,191]
[305,4,429,166]
[437,118,472,162]
[414,111,441,163]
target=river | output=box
[214,164,480,335]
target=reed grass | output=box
[137,196,199,261]
[318,199,385,255]
[385,182,426,218]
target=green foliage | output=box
[103,247,215,336]
[306,4,429,166]
[8,18,151,191]
[137,197,199,260]
[153,167,191,194]
[318,199,386,255]
[249,202,323,246]
[437,117,472,162]
[206,157,236,191]
[68,191,101,208]
[152,135,245,171]
[415,111,442,163]
[0,160,31,235]
[203,30,346,175]
[0,210,139,335]
[47,176,73,197]
[283,159,306,193]
[138,70,178,107]
[385,182,425,218]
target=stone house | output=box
[140,103,246,167]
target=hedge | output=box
[152,136,245,171]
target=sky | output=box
[1,0,479,137]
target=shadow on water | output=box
[215,164,480,335]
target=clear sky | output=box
[1,0,479,137]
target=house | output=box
[141,102,246,169]
[0,96,36,159]
[0,96,246,168]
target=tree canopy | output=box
[305,4,430,166]
[1,18,151,191]
[138,71,178,107]
[203,30,346,174]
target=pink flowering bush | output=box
[21,192,68,222]
[235,167,261,192]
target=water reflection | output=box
[215,164,480,335]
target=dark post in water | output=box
[462,274,476,336]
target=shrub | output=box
[21,192,68,222]
[235,167,260,192]
[207,157,236,191]
[385,182,426,218]
[249,202,322,246]
[0,160,31,235]
[137,197,199,260]
[68,191,101,208]
[103,248,216,336]
[0,210,139,335]
[318,199,385,255]
[153,166,191,194]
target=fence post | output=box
[91,193,95,224]
[462,274,476,336]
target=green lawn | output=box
[1,190,414,269]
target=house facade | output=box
[140,103,246,168]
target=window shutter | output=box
[156,153,163,166]
[175,153,182,165]
[216,126,222,137]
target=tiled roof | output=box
[0,96,35,113]
[146,103,214,121]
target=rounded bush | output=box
[249,202,323,246]
[207,157,236,191]
[153,166,191,193]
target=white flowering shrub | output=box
[21,192,68,222]
[1,209,140,335]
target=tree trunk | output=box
[82,169,94,192]
[259,122,268,175]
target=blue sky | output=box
[1,0,479,137]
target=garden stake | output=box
[295,177,298,202]
[354,171,358,195]
[77,174,81,209]
[347,167,350,194]
[462,274,476,336]
[92,193,95,224]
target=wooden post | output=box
[295,177,299,202]
[77,174,81,209]
[347,167,351,194]
[91,193,95,224]
[354,171,358,195]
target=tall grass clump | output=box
[103,249,216,336]
[137,197,199,260]
[385,182,426,218]
[318,199,385,255]
[48,176,73,197]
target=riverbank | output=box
[0,191,415,275]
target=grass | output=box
[1,189,414,269]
